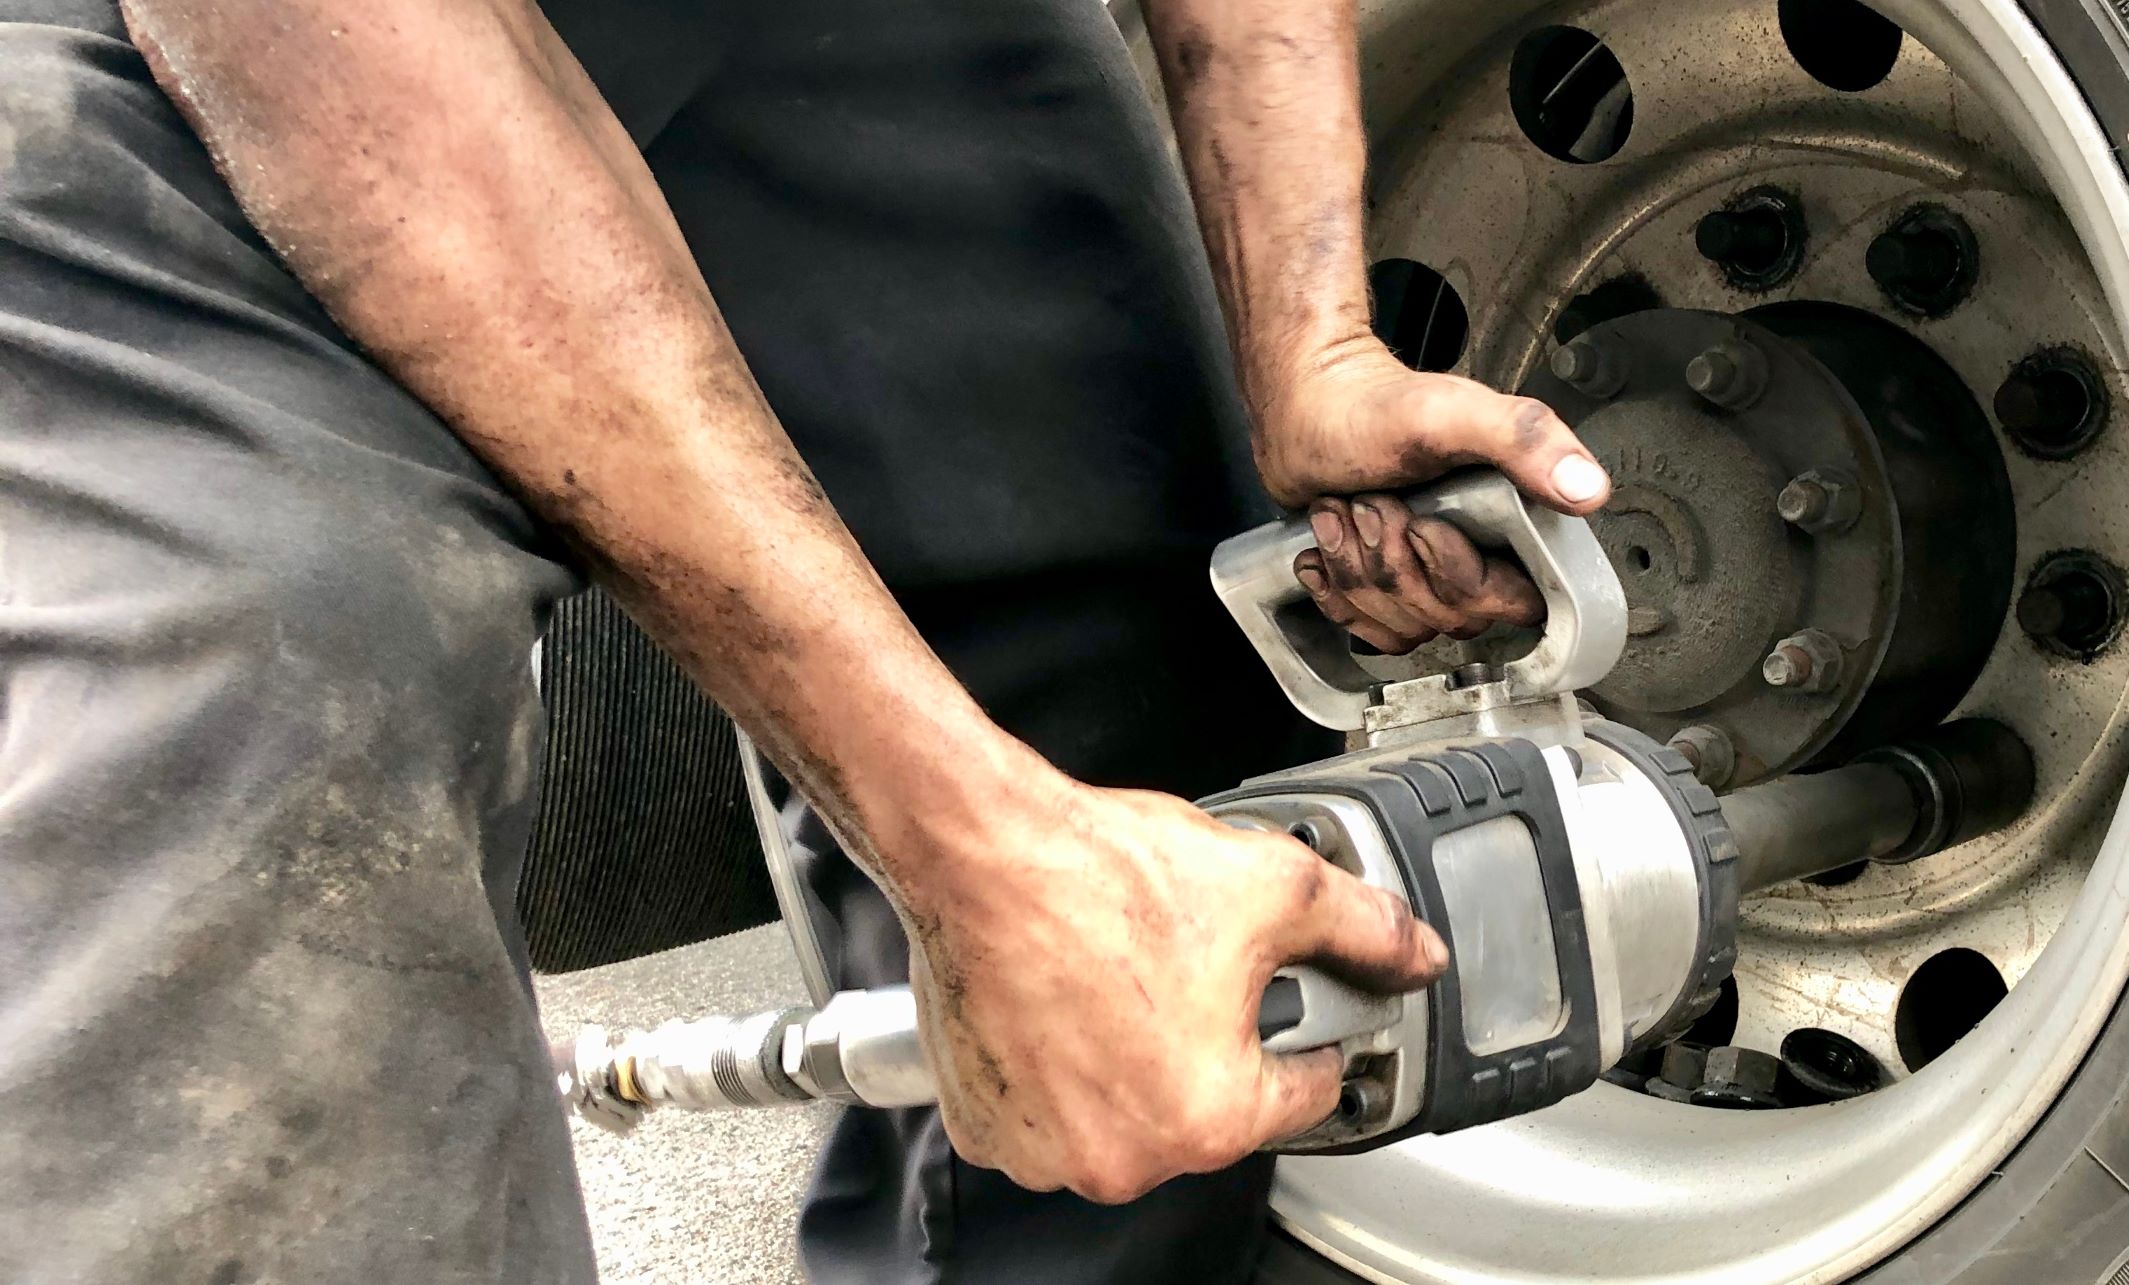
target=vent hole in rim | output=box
[1894,947,2008,1072]
[1509,26,1634,164]
[1369,259,1469,372]
[1780,0,1904,93]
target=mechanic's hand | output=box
[1295,493,1546,654]
[899,776,1445,1205]
[1255,341,1611,648]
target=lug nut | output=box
[1643,1042,1707,1101]
[1778,1028,1886,1105]
[1550,335,1629,397]
[1690,1046,1783,1110]
[1776,469,1861,535]
[1695,188,1805,289]
[2018,553,2126,660]
[1686,338,1768,411]
[1996,349,2107,460]
[1668,724,1737,790]
[1866,205,1978,316]
[1697,209,1787,272]
[1762,629,1843,693]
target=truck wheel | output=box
[1117,0,2129,1278]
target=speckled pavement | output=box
[536,925,829,1285]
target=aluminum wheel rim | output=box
[1118,0,2129,1279]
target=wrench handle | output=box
[1207,469,1626,730]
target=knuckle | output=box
[1325,554,1368,593]
[1074,1157,1156,1206]
[1282,854,1330,911]
[1506,397,1557,451]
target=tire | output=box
[516,589,774,974]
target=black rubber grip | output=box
[1205,738,1601,1150]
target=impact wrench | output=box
[555,471,2031,1153]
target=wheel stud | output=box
[1694,187,1805,289]
[1776,469,1860,535]
[2018,553,2125,659]
[1995,348,2107,459]
[1686,338,1768,411]
[1550,335,1629,397]
[1667,724,1736,789]
[1698,209,1786,272]
[1866,205,1977,316]
[1762,629,1842,692]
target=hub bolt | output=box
[1695,187,1806,290]
[1668,724,1736,790]
[1776,469,1861,535]
[1550,335,1629,397]
[1686,338,1768,411]
[1762,629,1843,693]
[1866,205,1978,316]
[1995,348,2107,460]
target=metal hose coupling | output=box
[554,987,937,1131]
[554,1005,813,1135]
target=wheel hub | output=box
[1518,305,2015,787]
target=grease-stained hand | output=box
[1255,342,1612,650]
[897,774,1447,1205]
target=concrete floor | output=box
[535,925,828,1285]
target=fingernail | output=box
[1423,928,1449,972]
[1405,527,1435,567]
[1551,455,1610,505]
[1351,502,1384,548]
[1295,565,1326,595]
[1309,509,1344,553]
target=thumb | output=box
[1249,1047,1345,1148]
[1400,379,1611,515]
[1273,853,1448,992]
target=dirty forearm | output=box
[119,0,1046,901]
[1143,0,1373,418]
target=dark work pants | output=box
[545,0,1336,1279]
[0,6,591,1282]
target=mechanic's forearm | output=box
[1142,0,1373,416]
[119,0,1048,901]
